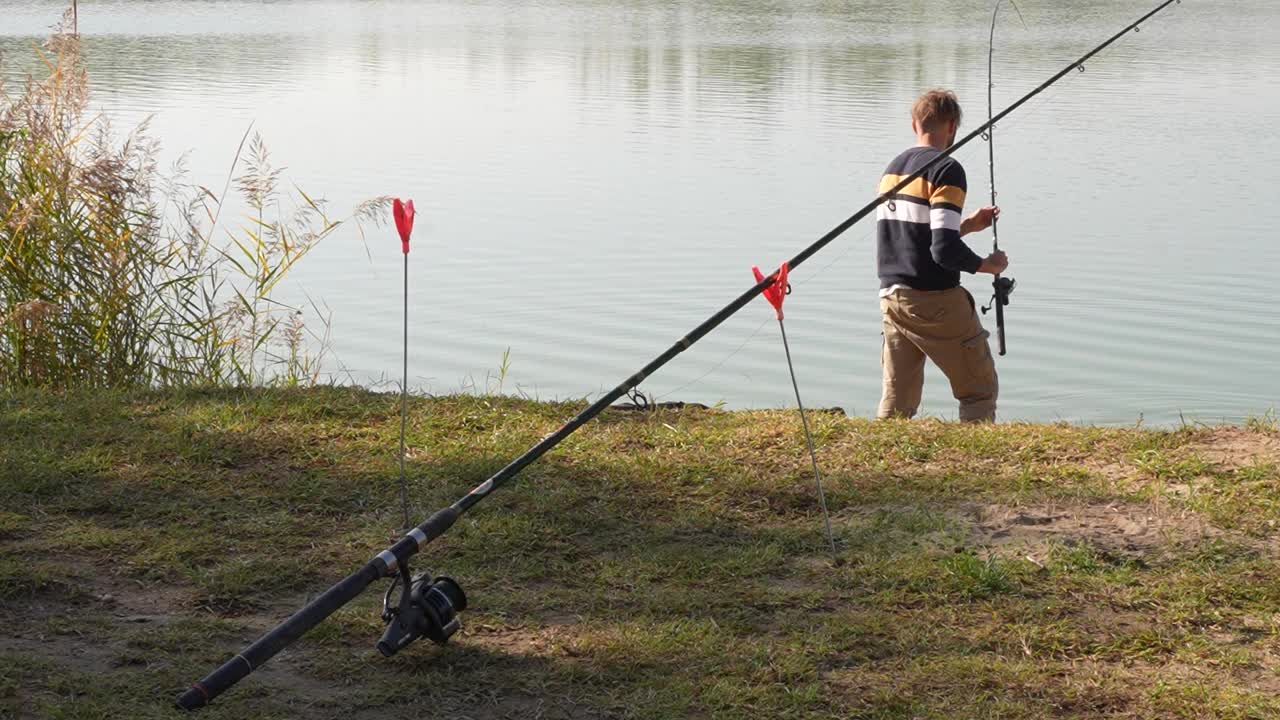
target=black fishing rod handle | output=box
[995,301,1007,356]
[175,507,460,710]
[176,562,383,710]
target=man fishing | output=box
[876,89,1007,423]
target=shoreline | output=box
[3,386,1280,717]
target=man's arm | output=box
[961,206,999,237]
[961,206,1008,274]
[928,163,984,273]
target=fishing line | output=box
[652,316,771,402]
[654,226,877,403]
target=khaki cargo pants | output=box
[878,286,999,423]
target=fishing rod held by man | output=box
[982,0,1020,357]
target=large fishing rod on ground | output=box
[176,0,1182,709]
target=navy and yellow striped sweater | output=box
[876,146,983,291]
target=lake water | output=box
[3,0,1278,426]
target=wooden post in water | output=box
[72,1,78,35]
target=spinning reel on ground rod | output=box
[378,562,468,657]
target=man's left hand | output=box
[961,206,1000,236]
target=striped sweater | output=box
[876,146,983,291]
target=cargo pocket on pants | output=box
[961,329,996,388]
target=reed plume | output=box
[1,6,386,389]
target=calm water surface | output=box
[3,0,1278,425]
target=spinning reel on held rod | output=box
[378,561,467,657]
[981,275,1016,315]
[980,274,1016,357]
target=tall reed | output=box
[0,11,386,389]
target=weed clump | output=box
[0,11,385,389]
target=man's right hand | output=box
[979,250,1009,275]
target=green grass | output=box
[2,387,1280,719]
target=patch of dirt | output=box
[1236,665,1280,695]
[1075,607,1154,636]
[1087,460,1136,484]
[464,620,579,658]
[966,502,1219,561]
[1190,427,1280,470]
[0,558,362,711]
[93,572,195,620]
[347,694,608,720]
[0,632,121,676]
[5,558,195,625]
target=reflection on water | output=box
[2,0,1278,425]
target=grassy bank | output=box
[2,387,1280,719]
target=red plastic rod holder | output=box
[751,262,789,321]
[393,198,415,255]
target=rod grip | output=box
[175,562,381,710]
[176,507,460,710]
[419,507,459,543]
[995,300,1007,356]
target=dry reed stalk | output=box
[1,4,388,390]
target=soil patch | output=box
[1191,427,1280,470]
[966,502,1218,561]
